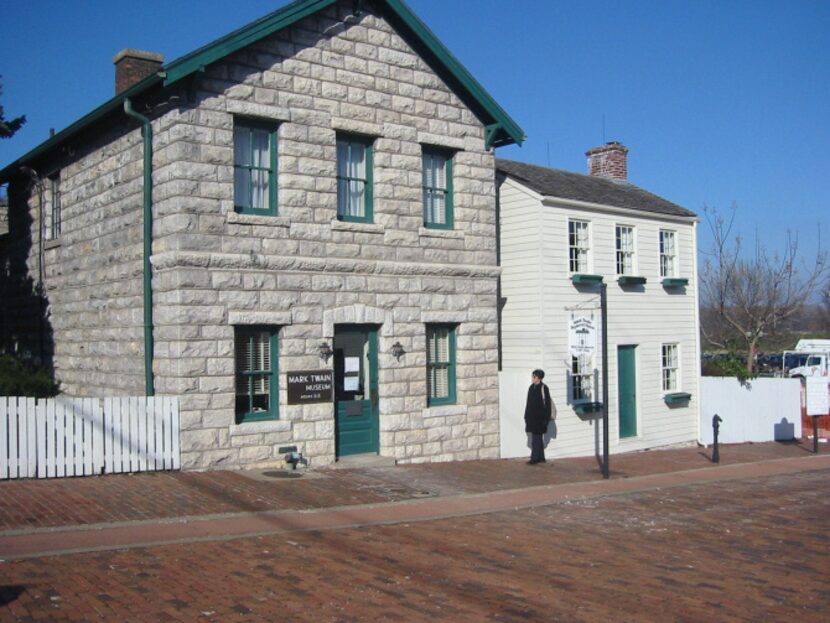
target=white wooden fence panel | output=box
[1,396,179,480]
[8,398,19,478]
[26,399,37,478]
[170,397,180,470]
[36,401,46,478]
[0,398,8,479]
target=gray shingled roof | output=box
[496,158,697,218]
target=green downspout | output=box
[123,99,155,396]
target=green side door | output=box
[617,345,638,438]
[334,326,379,457]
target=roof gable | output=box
[1,0,524,181]
[496,158,697,219]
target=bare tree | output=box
[700,205,828,373]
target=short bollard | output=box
[712,414,723,464]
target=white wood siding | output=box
[499,177,545,367]
[500,180,700,458]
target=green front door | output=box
[334,326,379,457]
[618,345,637,438]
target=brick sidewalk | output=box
[0,440,817,532]
[1,462,827,622]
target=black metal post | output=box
[813,416,819,455]
[601,283,609,479]
[712,414,722,464]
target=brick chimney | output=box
[113,49,164,94]
[586,141,629,180]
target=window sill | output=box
[44,238,62,250]
[331,219,384,234]
[664,392,692,406]
[662,277,688,287]
[617,275,646,285]
[573,402,603,415]
[419,227,463,240]
[230,419,290,436]
[571,274,603,285]
[422,404,467,419]
[227,212,290,228]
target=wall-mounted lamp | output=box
[318,341,333,363]
[391,341,406,361]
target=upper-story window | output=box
[234,119,277,215]
[568,219,590,273]
[661,343,679,392]
[616,225,634,275]
[422,148,453,229]
[337,134,373,223]
[659,230,677,278]
[47,173,61,240]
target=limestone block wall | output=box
[4,120,152,395]
[149,2,502,468]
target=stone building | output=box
[0,0,524,469]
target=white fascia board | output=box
[541,195,699,225]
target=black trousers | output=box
[530,433,545,463]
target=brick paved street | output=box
[2,458,828,621]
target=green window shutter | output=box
[235,326,279,423]
[234,119,278,216]
[422,148,453,229]
[427,324,456,406]
[337,134,374,223]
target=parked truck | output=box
[786,339,830,379]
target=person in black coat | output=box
[524,368,552,464]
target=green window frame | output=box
[426,324,456,406]
[48,173,62,240]
[336,134,374,223]
[234,326,279,423]
[422,148,454,229]
[233,119,278,215]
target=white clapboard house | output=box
[497,142,701,458]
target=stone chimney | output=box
[113,49,164,94]
[586,141,629,180]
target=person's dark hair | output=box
[532,369,545,380]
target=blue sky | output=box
[1,0,828,262]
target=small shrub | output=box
[0,354,59,397]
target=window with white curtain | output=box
[234,120,276,215]
[616,225,634,275]
[569,219,590,273]
[571,355,593,402]
[423,148,453,228]
[235,327,278,422]
[427,324,456,406]
[337,135,373,222]
[662,343,679,392]
[659,230,677,278]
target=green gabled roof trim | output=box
[380,0,525,149]
[162,0,336,85]
[0,72,164,182]
[1,0,524,183]
[162,0,524,148]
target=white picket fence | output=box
[1,396,180,480]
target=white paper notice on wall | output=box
[343,375,359,392]
[806,377,829,416]
[344,357,360,374]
